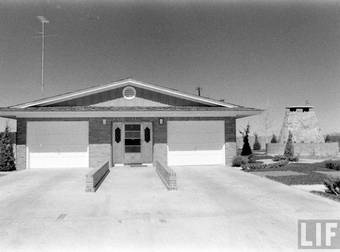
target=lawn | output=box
[250,162,333,185]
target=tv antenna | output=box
[36,16,49,94]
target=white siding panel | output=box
[27,121,89,168]
[167,121,225,166]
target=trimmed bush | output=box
[253,133,261,151]
[284,131,294,159]
[324,177,340,196]
[270,134,278,143]
[240,124,252,156]
[325,160,340,171]
[232,156,248,167]
[0,126,16,172]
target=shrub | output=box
[324,177,340,196]
[270,134,278,143]
[241,159,288,171]
[241,163,266,171]
[248,154,257,163]
[325,134,331,143]
[325,160,340,171]
[0,126,16,172]
[284,131,294,159]
[240,124,252,156]
[273,160,289,168]
[272,155,286,161]
[288,156,299,162]
[232,156,248,167]
[253,133,261,150]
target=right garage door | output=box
[167,121,225,166]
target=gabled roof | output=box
[10,78,243,109]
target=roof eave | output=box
[10,78,239,109]
[0,108,263,119]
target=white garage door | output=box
[167,121,225,166]
[27,121,89,168]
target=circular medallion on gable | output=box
[122,86,136,100]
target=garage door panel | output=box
[168,142,225,151]
[27,121,89,168]
[168,121,225,166]
[29,144,88,153]
[168,151,225,166]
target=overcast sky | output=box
[0,0,339,135]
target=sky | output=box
[0,0,339,135]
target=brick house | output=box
[0,79,261,169]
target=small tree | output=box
[240,124,252,156]
[0,126,16,171]
[284,131,294,159]
[253,133,261,150]
[270,134,278,143]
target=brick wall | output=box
[153,143,167,166]
[225,142,237,165]
[16,145,26,170]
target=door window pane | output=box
[125,124,140,131]
[144,127,150,143]
[115,128,121,143]
[124,124,141,153]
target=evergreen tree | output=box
[240,124,252,156]
[284,131,294,158]
[0,126,16,171]
[253,133,261,150]
[270,134,278,143]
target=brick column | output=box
[89,119,112,168]
[16,119,27,170]
[225,118,237,165]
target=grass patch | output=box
[250,162,329,172]
[266,173,329,185]
[249,162,336,185]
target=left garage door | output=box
[27,121,89,168]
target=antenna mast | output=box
[37,16,49,94]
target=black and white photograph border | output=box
[0,0,339,251]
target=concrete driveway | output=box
[0,166,340,252]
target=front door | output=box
[112,122,153,164]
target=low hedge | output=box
[272,155,299,162]
[242,160,289,172]
[232,154,258,167]
[325,160,340,171]
[232,156,249,167]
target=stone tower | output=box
[279,106,324,144]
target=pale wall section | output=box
[0,117,16,132]
[16,145,26,170]
[279,110,324,143]
[266,143,339,157]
